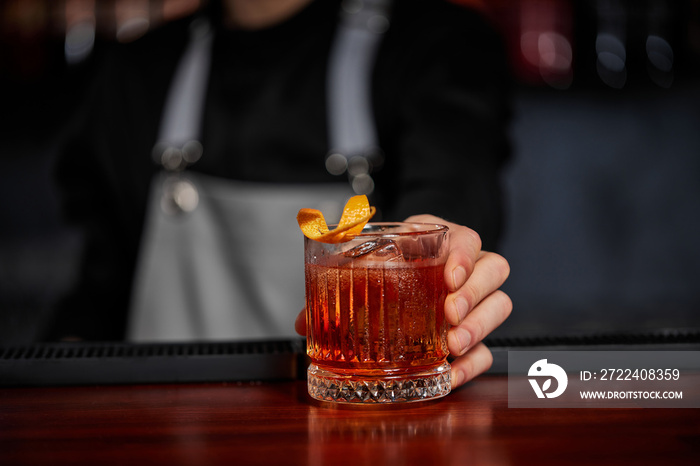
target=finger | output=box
[404,213,443,224]
[444,225,482,292]
[404,214,481,292]
[450,342,493,388]
[445,251,510,326]
[447,289,512,357]
[295,309,307,336]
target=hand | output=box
[405,214,512,388]
[294,214,512,389]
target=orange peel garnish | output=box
[297,195,376,243]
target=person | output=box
[44,0,513,389]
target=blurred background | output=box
[1,0,699,344]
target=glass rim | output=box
[327,222,449,237]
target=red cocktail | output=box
[304,223,450,403]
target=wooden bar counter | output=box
[2,374,699,465]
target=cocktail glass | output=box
[304,222,450,403]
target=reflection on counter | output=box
[306,393,508,465]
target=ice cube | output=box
[343,238,404,261]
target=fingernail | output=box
[455,296,469,322]
[451,266,466,291]
[452,368,465,387]
[456,328,471,355]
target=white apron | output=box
[127,0,391,341]
[128,173,352,341]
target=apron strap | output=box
[156,18,213,151]
[326,0,392,194]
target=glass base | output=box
[307,362,451,404]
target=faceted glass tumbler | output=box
[304,223,450,404]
